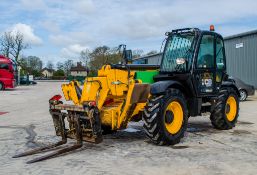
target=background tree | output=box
[106,47,122,64]
[20,56,43,77]
[53,69,65,76]
[0,32,14,58]
[56,62,64,70]
[10,32,29,62]
[80,49,90,67]
[46,61,54,70]
[0,31,29,63]
[132,49,144,58]
[88,46,122,74]
[88,46,109,73]
[63,59,73,76]
[54,62,65,77]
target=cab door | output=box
[215,36,226,89]
[194,34,217,96]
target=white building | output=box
[41,68,54,78]
[70,62,88,77]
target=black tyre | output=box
[0,82,4,90]
[239,89,247,101]
[210,87,239,129]
[143,89,188,145]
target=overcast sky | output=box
[1,0,257,65]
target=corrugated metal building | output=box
[133,53,162,65]
[224,30,257,88]
[133,30,257,88]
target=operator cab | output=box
[156,27,227,98]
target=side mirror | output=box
[176,58,186,65]
[123,49,132,63]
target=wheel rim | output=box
[164,101,183,134]
[0,83,2,90]
[226,96,237,121]
[239,90,246,101]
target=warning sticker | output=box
[204,79,212,87]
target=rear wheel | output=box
[210,87,239,129]
[143,89,188,145]
[0,82,4,90]
[239,89,247,101]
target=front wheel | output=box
[143,89,188,145]
[210,87,239,130]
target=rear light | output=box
[50,95,62,101]
[88,101,96,107]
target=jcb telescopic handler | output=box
[13,26,239,163]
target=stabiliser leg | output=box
[26,114,83,164]
[13,113,67,158]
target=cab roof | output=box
[166,27,223,39]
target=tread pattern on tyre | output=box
[210,87,239,130]
[143,89,188,145]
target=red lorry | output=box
[0,55,16,90]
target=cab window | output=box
[197,35,214,69]
[216,37,225,69]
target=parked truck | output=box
[0,55,16,90]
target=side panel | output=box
[98,65,134,96]
[80,77,109,109]
[135,71,159,84]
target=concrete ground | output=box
[0,82,257,175]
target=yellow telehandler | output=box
[14,27,240,163]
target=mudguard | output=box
[150,80,186,95]
[221,81,240,96]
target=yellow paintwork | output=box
[226,96,237,121]
[61,65,149,130]
[80,77,109,109]
[131,103,145,117]
[61,81,81,105]
[164,101,183,134]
